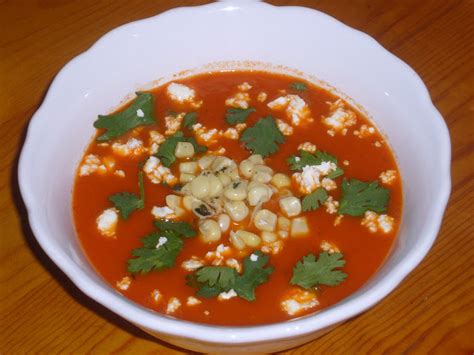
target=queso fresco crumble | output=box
[73,71,402,326]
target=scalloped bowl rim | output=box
[18,1,451,346]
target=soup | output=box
[73,71,402,326]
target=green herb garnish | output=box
[287,150,344,179]
[154,220,197,238]
[338,179,390,216]
[128,231,183,273]
[94,92,155,142]
[302,187,328,212]
[108,171,145,220]
[128,220,196,273]
[240,116,284,157]
[291,252,347,289]
[225,107,256,125]
[183,112,197,128]
[290,82,308,91]
[156,131,207,167]
[187,251,274,301]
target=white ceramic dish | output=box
[18,1,451,353]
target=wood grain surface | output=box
[1,0,473,353]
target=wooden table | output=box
[1,0,473,353]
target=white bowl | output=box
[18,1,451,353]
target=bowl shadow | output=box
[11,94,199,354]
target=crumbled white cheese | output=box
[167,82,202,108]
[225,258,242,272]
[205,244,232,266]
[225,92,251,109]
[257,92,267,102]
[181,256,205,271]
[116,276,131,291]
[281,289,319,316]
[267,95,312,126]
[136,109,144,117]
[156,236,168,249]
[250,253,259,262]
[192,123,221,146]
[261,240,283,255]
[238,82,252,91]
[143,156,177,185]
[321,177,337,191]
[114,169,126,178]
[320,240,340,254]
[151,289,162,302]
[218,289,237,301]
[112,138,146,157]
[166,297,182,314]
[216,244,228,254]
[223,127,239,140]
[361,211,395,234]
[148,130,165,154]
[235,123,247,133]
[165,113,184,136]
[187,296,202,306]
[151,206,175,219]
[297,142,317,153]
[379,170,397,185]
[322,99,357,135]
[324,196,339,214]
[378,214,395,233]
[96,208,119,237]
[292,161,338,193]
[79,154,107,176]
[353,124,375,138]
[276,118,294,136]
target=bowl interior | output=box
[19,1,450,345]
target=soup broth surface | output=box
[73,71,402,325]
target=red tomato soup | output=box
[73,71,402,326]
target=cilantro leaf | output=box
[154,220,197,238]
[109,193,143,220]
[240,116,284,157]
[338,179,390,216]
[186,267,237,298]
[290,82,308,91]
[183,112,197,128]
[287,150,344,178]
[232,251,274,301]
[94,92,155,142]
[291,252,347,289]
[302,187,328,212]
[225,107,256,125]
[108,171,145,220]
[156,131,207,167]
[188,251,274,301]
[288,150,319,170]
[196,266,237,288]
[128,231,183,273]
